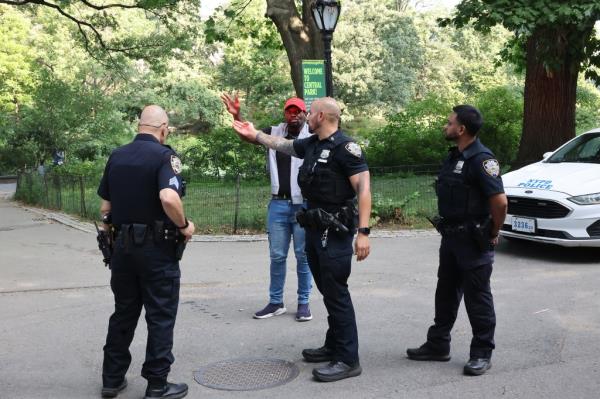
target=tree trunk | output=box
[266,0,324,97]
[515,28,581,168]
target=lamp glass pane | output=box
[323,5,339,30]
[311,6,324,30]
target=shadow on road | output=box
[496,237,600,264]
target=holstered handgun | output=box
[470,217,493,252]
[154,220,186,261]
[94,222,113,267]
[296,208,349,234]
[175,238,186,261]
[319,209,349,233]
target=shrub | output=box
[475,85,523,165]
[367,86,524,167]
[367,95,452,167]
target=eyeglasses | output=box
[139,122,168,129]
[285,108,303,116]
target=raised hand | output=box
[232,120,259,143]
[221,92,241,120]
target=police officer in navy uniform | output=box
[407,105,507,376]
[97,105,195,399]
[232,97,371,382]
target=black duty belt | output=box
[272,194,292,200]
[114,222,179,241]
[438,223,470,235]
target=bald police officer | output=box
[407,105,507,376]
[98,105,195,398]
[232,97,371,382]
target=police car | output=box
[500,128,600,247]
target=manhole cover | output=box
[194,358,299,391]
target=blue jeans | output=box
[267,199,312,305]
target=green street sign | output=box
[302,60,326,109]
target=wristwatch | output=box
[357,227,371,236]
[177,218,189,229]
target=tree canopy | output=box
[441,0,600,165]
[1,1,600,175]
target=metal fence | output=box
[15,166,440,234]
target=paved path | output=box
[1,197,600,399]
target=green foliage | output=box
[474,85,523,164]
[367,95,453,167]
[177,127,267,179]
[576,80,600,134]
[441,1,600,84]
[413,10,519,101]
[207,0,294,123]
[333,2,423,112]
[367,85,525,167]
[2,1,204,71]
[370,191,421,226]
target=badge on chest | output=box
[453,160,464,174]
[318,149,330,163]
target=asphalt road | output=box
[1,197,599,399]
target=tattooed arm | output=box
[232,120,298,157]
[349,171,372,261]
[256,132,298,157]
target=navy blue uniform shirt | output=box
[97,134,184,226]
[293,130,368,177]
[293,130,368,208]
[437,138,504,221]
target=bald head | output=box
[138,105,169,143]
[307,97,342,138]
[139,105,168,128]
[311,97,340,124]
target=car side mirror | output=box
[542,152,553,160]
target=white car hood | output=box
[503,162,600,196]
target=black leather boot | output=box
[101,377,127,398]
[144,382,188,399]
[406,343,451,361]
[302,345,335,362]
[312,361,362,382]
[464,358,491,376]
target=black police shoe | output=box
[406,344,451,361]
[302,346,334,362]
[312,361,362,382]
[144,382,188,399]
[101,377,127,398]
[464,358,492,376]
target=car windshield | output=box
[546,133,600,163]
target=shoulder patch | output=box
[482,159,500,177]
[344,142,362,158]
[170,155,182,174]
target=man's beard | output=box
[443,131,457,141]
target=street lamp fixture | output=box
[310,0,341,97]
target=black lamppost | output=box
[311,0,341,97]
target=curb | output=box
[19,203,439,242]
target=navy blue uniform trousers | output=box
[426,235,496,359]
[102,230,180,387]
[305,229,359,366]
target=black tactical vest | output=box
[435,149,492,221]
[298,135,356,208]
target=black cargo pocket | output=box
[325,234,354,258]
[163,269,181,279]
[158,270,180,298]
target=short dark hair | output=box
[452,105,483,136]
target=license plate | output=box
[512,216,536,233]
